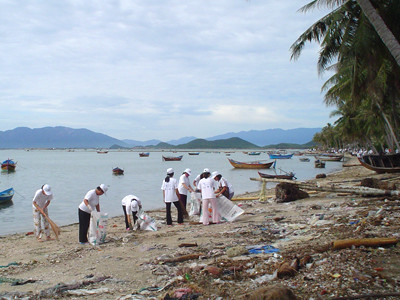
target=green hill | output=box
[166,137,260,149]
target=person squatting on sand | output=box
[212,171,235,200]
[121,194,142,230]
[198,170,220,225]
[178,168,194,212]
[32,184,53,241]
[78,183,108,244]
[161,168,183,226]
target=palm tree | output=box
[292,0,400,150]
[356,0,400,66]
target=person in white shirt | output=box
[32,184,53,241]
[193,168,210,189]
[178,168,194,212]
[198,171,220,225]
[78,184,108,244]
[121,194,142,230]
[161,168,183,225]
[212,171,235,200]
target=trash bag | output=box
[137,210,157,231]
[189,193,201,216]
[88,211,108,246]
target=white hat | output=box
[42,184,52,196]
[211,171,220,178]
[167,168,174,174]
[203,168,210,173]
[184,168,191,176]
[99,183,108,194]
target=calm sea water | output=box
[0,149,343,235]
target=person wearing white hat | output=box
[192,168,210,188]
[178,168,194,214]
[32,184,53,241]
[161,168,183,225]
[212,171,235,200]
[78,184,108,244]
[121,194,142,230]
[198,170,220,225]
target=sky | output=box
[0,0,335,141]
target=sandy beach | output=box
[1,156,400,299]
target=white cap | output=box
[203,168,210,173]
[42,184,52,196]
[99,183,108,194]
[167,168,174,174]
[184,168,191,176]
[211,171,220,178]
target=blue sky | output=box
[0,0,334,141]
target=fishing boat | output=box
[162,155,183,161]
[1,159,16,172]
[228,158,275,169]
[315,160,326,168]
[299,157,310,162]
[112,167,124,175]
[258,171,295,180]
[0,188,14,203]
[248,152,261,155]
[139,152,150,157]
[188,152,200,155]
[315,154,344,162]
[268,153,294,159]
[358,153,400,174]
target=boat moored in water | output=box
[228,158,275,169]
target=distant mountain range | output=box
[0,126,321,149]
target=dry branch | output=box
[332,238,398,250]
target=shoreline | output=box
[1,156,400,299]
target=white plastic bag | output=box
[189,193,201,216]
[88,211,108,245]
[137,210,157,231]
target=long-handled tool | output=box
[36,206,60,239]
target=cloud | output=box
[0,0,334,140]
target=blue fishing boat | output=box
[1,159,16,171]
[248,152,261,155]
[0,188,14,203]
[268,153,293,159]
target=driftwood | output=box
[231,197,260,201]
[178,243,198,247]
[162,253,203,264]
[250,177,400,197]
[331,292,400,299]
[332,238,398,250]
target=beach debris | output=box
[275,183,309,203]
[67,287,110,295]
[178,243,198,248]
[247,284,299,300]
[360,178,396,190]
[247,245,280,254]
[277,258,299,278]
[226,246,248,257]
[0,262,19,268]
[316,173,326,179]
[161,253,204,264]
[332,237,398,250]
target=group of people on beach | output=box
[31,167,234,243]
[161,167,234,226]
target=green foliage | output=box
[292,0,400,150]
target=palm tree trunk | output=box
[375,102,400,150]
[356,0,400,67]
